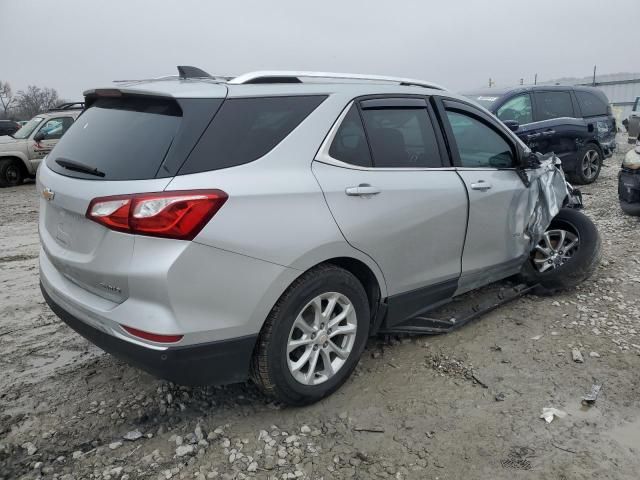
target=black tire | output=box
[251,264,370,406]
[567,144,603,185]
[519,208,600,294]
[0,158,25,188]
[620,200,640,217]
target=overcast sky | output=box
[1,0,637,100]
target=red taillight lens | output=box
[122,325,183,343]
[86,190,228,240]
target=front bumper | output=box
[41,283,258,386]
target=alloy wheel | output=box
[286,292,357,386]
[581,150,600,180]
[531,228,580,273]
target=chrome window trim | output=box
[314,101,456,172]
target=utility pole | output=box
[488,78,495,88]
[519,78,524,85]
[534,73,538,85]
[592,65,597,86]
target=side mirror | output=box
[33,131,45,142]
[503,120,520,132]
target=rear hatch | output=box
[39,88,226,303]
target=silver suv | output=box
[38,68,600,405]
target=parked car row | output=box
[0,103,84,187]
[37,68,600,405]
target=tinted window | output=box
[361,108,441,168]
[328,105,372,167]
[496,94,533,124]
[446,110,514,168]
[47,97,181,180]
[181,96,326,174]
[534,91,575,121]
[576,91,608,117]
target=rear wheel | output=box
[0,158,24,187]
[519,208,600,294]
[251,264,369,406]
[568,144,602,185]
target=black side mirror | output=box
[503,120,520,132]
[33,131,45,142]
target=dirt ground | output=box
[1,137,639,480]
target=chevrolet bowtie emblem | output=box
[42,187,55,201]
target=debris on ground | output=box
[582,384,602,406]
[572,348,585,363]
[540,407,567,423]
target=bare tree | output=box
[0,81,16,119]
[14,85,60,119]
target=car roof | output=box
[84,70,451,100]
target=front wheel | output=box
[0,158,25,187]
[251,264,370,406]
[519,208,600,294]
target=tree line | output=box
[0,80,63,121]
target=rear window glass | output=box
[179,96,326,174]
[576,91,608,117]
[47,97,181,180]
[534,91,575,121]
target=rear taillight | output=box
[86,190,228,240]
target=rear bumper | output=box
[41,282,258,386]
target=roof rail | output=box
[228,71,446,90]
[48,102,85,111]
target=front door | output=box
[28,116,75,169]
[439,99,530,293]
[312,98,468,320]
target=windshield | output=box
[13,116,44,139]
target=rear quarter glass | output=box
[178,95,327,175]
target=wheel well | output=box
[322,257,382,325]
[0,156,29,176]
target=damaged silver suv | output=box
[38,68,600,405]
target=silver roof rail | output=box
[228,71,446,90]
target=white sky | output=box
[1,0,637,99]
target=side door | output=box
[628,97,640,140]
[436,99,529,293]
[529,90,583,164]
[28,116,75,169]
[312,97,468,321]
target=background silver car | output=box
[38,69,600,405]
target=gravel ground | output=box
[1,137,639,480]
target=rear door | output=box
[437,99,529,293]
[529,90,584,164]
[312,97,468,317]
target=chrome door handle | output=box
[470,181,492,191]
[345,184,381,196]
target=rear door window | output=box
[534,91,575,121]
[47,96,182,180]
[575,91,608,117]
[360,106,442,168]
[328,105,372,167]
[496,94,533,124]
[180,96,326,174]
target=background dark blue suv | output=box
[464,85,616,184]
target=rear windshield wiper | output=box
[55,158,105,178]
